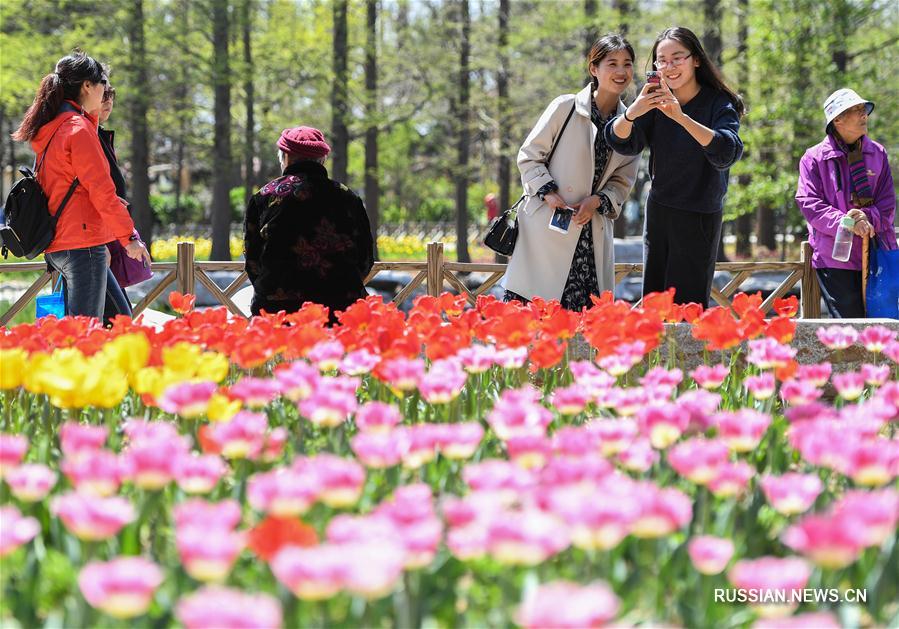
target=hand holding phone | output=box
[548,206,575,233]
[646,71,662,92]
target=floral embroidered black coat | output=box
[243,160,374,319]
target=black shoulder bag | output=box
[0,125,80,259]
[483,102,576,257]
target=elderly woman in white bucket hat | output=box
[795,88,896,318]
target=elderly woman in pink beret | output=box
[243,126,374,321]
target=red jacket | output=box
[30,102,134,252]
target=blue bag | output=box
[35,275,65,319]
[866,237,899,319]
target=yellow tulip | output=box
[0,348,27,389]
[207,393,242,422]
[101,333,151,375]
[195,352,230,383]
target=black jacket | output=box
[244,160,374,319]
[97,126,128,201]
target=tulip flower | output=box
[298,382,358,427]
[340,541,407,599]
[747,338,797,370]
[173,499,242,531]
[176,525,246,583]
[494,346,528,369]
[708,461,754,498]
[486,387,553,441]
[783,513,866,569]
[78,557,164,619]
[616,438,659,473]
[338,348,380,376]
[51,492,135,541]
[248,468,318,517]
[667,438,730,485]
[630,483,692,538]
[0,433,27,479]
[306,339,345,371]
[636,403,690,449]
[587,419,638,456]
[487,508,569,566]
[302,454,365,508]
[816,325,858,350]
[506,434,553,469]
[830,489,899,547]
[728,556,811,618]
[795,362,832,387]
[457,344,495,373]
[5,463,57,502]
[228,377,281,409]
[273,361,319,402]
[860,363,891,387]
[435,422,484,460]
[690,364,729,389]
[688,536,735,575]
[271,544,346,600]
[418,358,467,404]
[550,385,591,415]
[715,409,772,452]
[832,371,866,401]
[378,357,425,392]
[0,505,40,557]
[158,381,218,418]
[203,411,268,460]
[176,586,282,629]
[516,580,620,629]
[780,380,822,406]
[59,422,108,457]
[354,401,402,434]
[744,373,776,400]
[760,473,823,516]
[859,325,897,353]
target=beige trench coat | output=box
[502,84,639,302]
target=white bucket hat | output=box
[823,88,874,132]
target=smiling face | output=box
[832,103,869,144]
[590,49,634,97]
[654,38,699,91]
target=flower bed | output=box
[0,290,897,628]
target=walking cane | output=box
[861,233,869,315]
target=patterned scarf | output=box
[833,134,874,207]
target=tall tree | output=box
[496,0,511,245]
[703,0,723,65]
[364,0,379,258]
[584,0,598,55]
[734,0,753,258]
[129,0,153,246]
[331,0,349,184]
[210,0,233,261]
[242,0,255,204]
[612,0,633,34]
[454,0,471,263]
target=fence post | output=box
[177,241,196,296]
[800,241,821,319]
[426,241,444,297]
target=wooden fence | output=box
[0,241,821,326]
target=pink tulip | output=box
[641,366,684,389]
[350,431,408,468]
[176,586,282,629]
[550,384,590,415]
[434,422,484,460]
[616,438,659,472]
[760,473,823,515]
[744,373,776,400]
[796,362,832,387]
[354,401,402,433]
[306,339,345,371]
[173,499,242,530]
[172,454,227,495]
[463,460,536,504]
[884,340,899,364]
[51,492,135,541]
[537,456,612,488]
[688,535,734,575]
[598,341,644,376]
[782,513,866,569]
[271,544,346,600]
[506,434,553,470]
[340,541,407,599]
[0,433,27,479]
[780,380,822,406]
[487,508,569,566]
[441,493,502,529]
[375,487,442,568]
[159,381,217,418]
[552,426,600,459]
[274,361,319,402]
[176,525,246,582]
[419,359,467,404]
[447,524,490,560]
[78,557,163,619]
[339,348,381,376]
[5,463,56,502]
[859,325,897,353]
[486,387,553,441]
[832,371,866,400]
[297,379,358,427]
[860,363,891,387]
[754,612,840,629]
[494,346,528,369]
[816,325,858,350]
[637,403,690,449]
[707,461,754,498]
[302,454,365,508]
[378,357,425,392]
[875,382,899,419]
[205,411,268,460]
[61,449,129,497]
[123,418,181,442]
[228,377,281,409]
[690,364,729,389]
[262,427,288,463]
[457,344,495,373]
[630,483,692,538]
[516,580,620,629]
[0,505,40,556]
[327,513,403,548]
[123,433,192,491]
[606,386,651,417]
[747,338,797,369]
[248,468,318,517]
[397,424,441,469]
[667,438,730,485]
[840,439,899,486]
[715,409,772,452]
[59,422,108,457]
[728,556,811,618]
[830,489,899,546]
[588,418,638,456]
[543,480,638,550]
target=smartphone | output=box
[548,206,575,234]
[646,71,661,92]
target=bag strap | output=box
[545,102,576,165]
[35,102,82,174]
[52,178,80,225]
[51,273,64,293]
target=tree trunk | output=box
[496,0,510,262]
[173,0,189,221]
[211,0,233,261]
[702,0,723,65]
[584,0,598,54]
[331,0,349,184]
[365,0,379,259]
[242,0,255,204]
[734,0,752,258]
[454,0,471,263]
[129,0,154,246]
[612,0,633,35]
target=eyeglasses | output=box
[103,86,116,102]
[653,53,693,69]
[839,104,868,118]
[98,77,108,86]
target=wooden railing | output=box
[0,241,822,326]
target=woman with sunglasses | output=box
[12,51,150,319]
[605,27,744,308]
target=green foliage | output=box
[149,193,204,225]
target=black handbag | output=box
[482,102,576,256]
[0,126,79,259]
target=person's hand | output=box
[543,191,567,210]
[655,80,685,122]
[625,82,665,119]
[125,240,152,266]
[847,209,875,238]
[572,195,600,226]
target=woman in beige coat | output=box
[503,34,640,309]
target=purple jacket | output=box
[795,134,897,270]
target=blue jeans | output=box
[45,246,131,320]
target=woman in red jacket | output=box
[12,52,150,319]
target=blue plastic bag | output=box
[866,237,899,319]
[35,275,65,319]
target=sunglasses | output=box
[103,86,116,102]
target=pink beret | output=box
[277,126,331,160]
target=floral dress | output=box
[505,99,614,310]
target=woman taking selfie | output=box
[502,34,640,310]
[605,26,744,308]
[12,51,149,319]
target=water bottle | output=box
[832,216,855,262]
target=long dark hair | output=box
[12,51,106,142]
[651,27,745,117]
[587,34,635,93]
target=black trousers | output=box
[816,268,865,318]
[643,199,722,308]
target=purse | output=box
[865,236,899,319]
[35,274,65,319]
[108,236,153,287]
[482,102,576,256]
